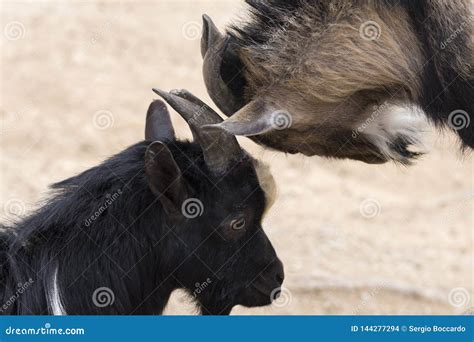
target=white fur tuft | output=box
[362,104,430,162]
[47,266,67,315]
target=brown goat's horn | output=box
[152,88,242,174]
[201,14,244,116]
[203,98,285,136]
[145,99,176,141]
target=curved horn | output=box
[152,88,242,174]
[201,14,224,58]
[203,98,287,136]
[201,14,246,116]
[145,99,176,141]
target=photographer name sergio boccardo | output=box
[408,325,467,334]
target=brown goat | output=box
[201,0,473,164]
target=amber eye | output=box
[230,216,246,231]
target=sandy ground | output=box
[1,0,472,315]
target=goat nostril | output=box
[276,272,284,284]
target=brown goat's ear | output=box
[145,141,185,215]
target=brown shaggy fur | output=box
[206,0,473,164]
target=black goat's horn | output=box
[152,88,242,174]
[201,14,245,116]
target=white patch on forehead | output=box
[252,159,277,216]
[47,265,67,315]
[362,104,429,162]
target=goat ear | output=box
[145,99,175,141]
[145,141,185,214]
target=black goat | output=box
[0,89,283,315]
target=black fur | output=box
[382,0,473,147]
[229,0,309,46]
[0,140,283,315]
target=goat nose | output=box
[275,270,284,284]
[274,260,284,284]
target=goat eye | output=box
[230,217,246,231]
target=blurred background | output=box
[1,0,472,314]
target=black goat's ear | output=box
[145,141,185,214]
[145,99,175,141]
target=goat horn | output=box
[201,14,224,58]
[201,14,245,116]
[152,88,242,174]
[145,99,176,141]
[203,98,284,136]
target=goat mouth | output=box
[251,135,299,154]
[250,282,280,299]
